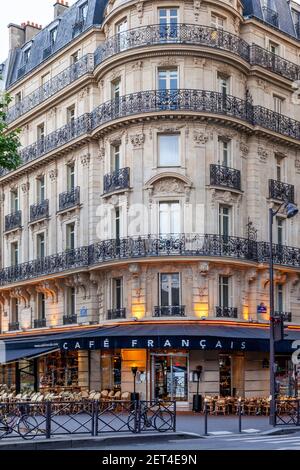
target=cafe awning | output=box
[3,346,60,364]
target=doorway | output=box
[151,352,188,401]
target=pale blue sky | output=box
[0,0,76,63]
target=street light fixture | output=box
[269,200,298,426]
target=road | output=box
[70,432,300,450]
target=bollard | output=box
[45,400,51,439]
[204,398,208,436]
[238,397,242,433]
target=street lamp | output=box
[269,200,298,426]
[131,366,139,401]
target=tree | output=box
[0,82,21,170]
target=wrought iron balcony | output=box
[6,55,94,123]
[258,241,300,267]
[262,6,279,27]
[274,311,292,322]
[30,199,49,223]
[269,179,295,203]
[103,168,130,194]
[8,322,20,331]
[5,210,22,232]
[63,315,77,325]
[216,307,238,318]
[59,187,80,212]
[34,318,47,328]
[153,306,186,317]
[107,308,126,320]
[250,45,300,81]
[210,164,241,191]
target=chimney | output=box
[54,0,69,19]
[21,21,42,43]
[8,23,25,50]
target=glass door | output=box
[151,353,188,401]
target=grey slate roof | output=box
[243,0,298,37]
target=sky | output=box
[0,0,76,63]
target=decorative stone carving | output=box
[199,262,209,275]
[131,60,143,71]
[49,169,58,182]
[21,182,30,193]
[194,0,202,21]
[233,18,240,34]
[79,87,90,99]
[246,269,258,283]
[36,281,60,303]
[10,287,32,308]
[136,1,144,23]
[130,133,145,149]
[240,141,249,158]
[210,189,241,207]
[258,146,269,163]
[193,131,208,146]
[158,57,178,66]
[153,178,185,195]
[80,153,90,166]
[0,192,5,204]
[193,58,206,66]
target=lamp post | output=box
[269,201,298,426]
[131,366,139,402]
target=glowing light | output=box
[194,303,209,318]
[132,304,145,319]
[242,306,249,321]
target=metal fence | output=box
[0,400,176,440]
[275,400,300,426]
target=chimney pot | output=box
[54,0,69,19]
[8,23,25,50]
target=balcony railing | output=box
[262,6,279,27]
[33,318,47,328]
[103,168,130,194]
[63,315,77,325]
[269,179,295,203]
[59,187,80,212]
[6,54,94,123]
[153,306,186,317]
[3,89,300,179]
[107,308,126,320]
[8,322,20,331]
[250,45,300,81]
[274,311,292,322]
[5,210,22,232]
[210,164,241,191]
[30,199,49,223]
[216,306,238,318]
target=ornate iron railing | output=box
[269,179,295,203]
[30,199,49,223]
[250,45,300,81]
[8,322,20,331]
[274,311,292,322]
[262,6,279,27]
[33,318,47,328]
[63,315,77,325]
[103,167,130,194]
[275,399,300,426]
[153,306,186,317]
[6,54,94,123]
[59,187,80,211]
[107,308,126,320]
[216,306,238,318]
[210,164,241,191]
[5,210,22,232]
[258,242,300,267]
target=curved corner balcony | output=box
[94,24,300,82]
[2,89,300,179]
[6,54,94,124]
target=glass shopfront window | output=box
[151,351,188,401]
[38,351,79,392]
[275,356,299,397]
[101,351,121,391]
[0,363,16,389]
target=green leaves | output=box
[0,81,21,171]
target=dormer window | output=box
[23,47,31,64]
[50,27,58,46]
[79,2,88,22]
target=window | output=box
[79,2,88,21]
[159,8,178,27]
[276,284,284,312]
[67,105,75,125]
[23,47,31,64]
[160,273,180,307]
[41,73,50,85]
[112,278,123,309]
[219,205,230,237]
[37,123,45,141]
[71,51,80,64]
[211,14,225,29]
[67,287,76,316]
[11,298,19,324]
[159,202,180,234]
[116,19,128,51]
[115,207,120,239]
[273,95,284,114]
[37,175,45,203]
[218,139,231,167]
[111,145,121,172]
[37,293,46,320]
[15,92,22,104]
[275,155,283,181]
[50,27,58,46]
[158,69,178,91]
[37,233,45,259]
[158,134,180,166]
[67,164,75,191]
[269,41,279,55]
[276,217,284,245]
[218,73,230,95]
[112,79,121,101]
[11,189,19,212]
[66,223,75,250]
[11,242,19,266]
[219,275,231,308]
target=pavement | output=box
[0,412,299,450]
